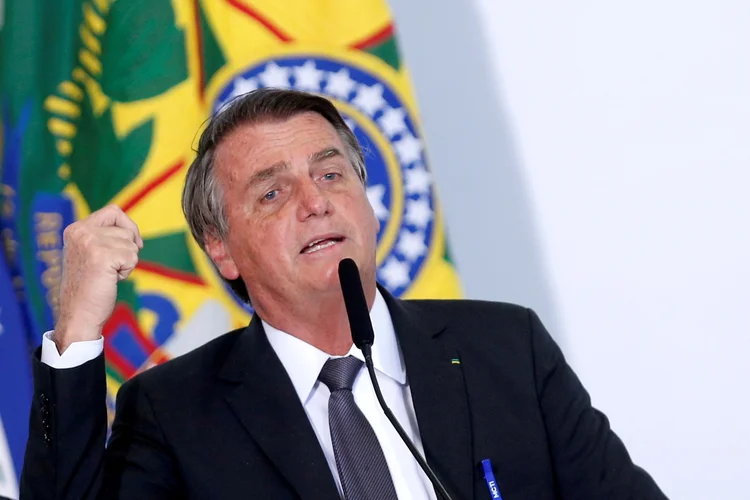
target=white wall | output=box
[390,1,750,498]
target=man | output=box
[20,88,668,499]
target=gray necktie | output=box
[319,356,399,500]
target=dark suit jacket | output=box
[20,289,668,499]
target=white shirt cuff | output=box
[41,330,104,369]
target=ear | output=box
[205,232,240,280]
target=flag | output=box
[0,0,463,469]
[0,250,33,498]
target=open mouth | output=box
[300,237,345,254]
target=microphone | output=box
[337,258,455,500]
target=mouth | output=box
[300,235,346,254]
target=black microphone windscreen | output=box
[337,258,374,348]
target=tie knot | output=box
[319,356,363,392]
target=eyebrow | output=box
[244,147,343,189]
[245,162,289,189]
[309,147,344,164]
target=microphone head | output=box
[338,258,375,349]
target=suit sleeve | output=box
[19,349,183,499]
[527,308,670,500]
[20,349,108,499]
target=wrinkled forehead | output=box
[212,112,345,181]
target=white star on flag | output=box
[405,165,432,195]
[393,132,422,166]
[378,107,407,138]
[379,257,411,289]
[352,83,386,116]
[293,60,324,91]
[405,198,433,228]
[397,230,427,261]
[326,68,356,100]
[259,62,291,88]
[231,76,259,98]
[367,184,389,220]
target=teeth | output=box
[303,239,338,254]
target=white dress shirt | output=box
[263,290,436,499]
[40,289,437,499]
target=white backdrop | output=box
[390,0,750,498]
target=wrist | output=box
[53,316,103,355]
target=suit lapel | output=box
[381,289,475,500]
[219,318,339,500]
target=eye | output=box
[322,172,339,181]
[263,189,279,201]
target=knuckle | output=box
[103,203,122,215]
[63,222,95,252]
[120,250,139,269]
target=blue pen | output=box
[481,459,504,500]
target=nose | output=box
[296,177,333,221]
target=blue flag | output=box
[0,251,33,497]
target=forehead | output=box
[213,112,344,179]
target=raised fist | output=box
[53,204,143,354]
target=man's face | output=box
[206,112,380,306]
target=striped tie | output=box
[319,356,399,500]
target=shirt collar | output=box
[262,288,406,405]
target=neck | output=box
[252,281,378,356]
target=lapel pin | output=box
[450,358,461,365]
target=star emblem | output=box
[397,230,427,261]
[378,107,408,138]
[367,184,389,220]
[379,257,410,289]
[405,165,432,195]
[405,198,432,228]
[393,132,422,166]
[326,68,356,100]
[259,62,291,88]
[293,60,324,92]
[352,83,386,116]
[231,76,259,98]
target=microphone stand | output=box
[338,258,456,500]
[358,343,455,500]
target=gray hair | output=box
[181,88,368,304]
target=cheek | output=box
[241,215,295,263]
